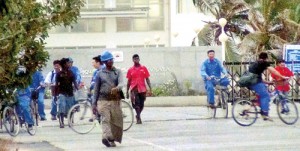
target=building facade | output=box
[45,0,215,50]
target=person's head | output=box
[100,51,114,68]
[67,57,73,67]
[60,58,69,70]
[92,55,101,69]
[276,59,285,67]
[53,60,61,72]
[207,50,215,60]
[132,54,140,65]
[258,52,268,61]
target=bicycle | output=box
[206,76,229,118]
[30,86,41,127]
[67,96,134,134]
[232,89,299,126]
[1,102,20,137]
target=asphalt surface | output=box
[1,102,300,151]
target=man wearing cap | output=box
[30,70,47,121]
[68,57,82,86]
[93,51,123,147]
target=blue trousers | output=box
[205,80,216,104]
[50,96,58,116]
[38,92,46,119]
[58,94,75,115]
[16,96,34,125]
[250,82,270,114]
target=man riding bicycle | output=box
[271,59,293,113]
[15,86,35,130]
[247,52,288,121]
[200,50,230,107]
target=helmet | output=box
[101,51,114,62]
[68,57,73,62]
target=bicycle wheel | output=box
[206,97,216,118]
[27,105,37,136]
[68,102,95,134]
[232,99,258,126]
[277,99,298,125]
[121,100,134,131]
[215,91,228,118]
[3,106,20,137]
[32,101,39,126]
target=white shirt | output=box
[44,70,58,84]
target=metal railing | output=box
[223,61,300,103]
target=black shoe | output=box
[28,124,33,131]
[51,115,57,120]
[102,139,111,147]
[136,115,142,124]
[40,117,47,121]
[208,103,215,108]
[108,139,116,147]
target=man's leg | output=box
[98,101,113,147]
[38,92,46,120]
[250,83,272,120]
[57,95,66,128]
[205,80,215,105]
[135,92,146,124]
[19,98,34,126]
[50,96,57,120]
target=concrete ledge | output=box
[144,96,207,107]
[44,96,208,108]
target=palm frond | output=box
[192,0,218,16]
[197,24,214,46]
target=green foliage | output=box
[0,0,84,103]
[152,79,180,97]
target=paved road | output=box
[1,105,300,151]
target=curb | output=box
[44,96,208,109]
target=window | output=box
[116,0,164,31]
[83,0,105,9]
[177,0,199,14]
[49,18,105,33]
[116,18,132,31]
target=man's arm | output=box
[267,67,286,79]
[44,72,52,86]
[146,78,152,91]
[93,73,101,106]
[126,79,131,99]
[200,62,210,80]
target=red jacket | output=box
[271,66,293,91]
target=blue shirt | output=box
[70,66,81,84]
[90,65,106,91]
[16,87,31,101]
[30,71,45,92]
[200,58,227,80]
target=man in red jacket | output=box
[271,59,293,111]
[126,54,152,124]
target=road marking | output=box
[126,136,175,151]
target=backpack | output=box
[237,72,259,87]
[50,70,55,83]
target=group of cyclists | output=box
[14,57,83,130]
[201,50,293,121]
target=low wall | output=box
[44,46,222,93]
